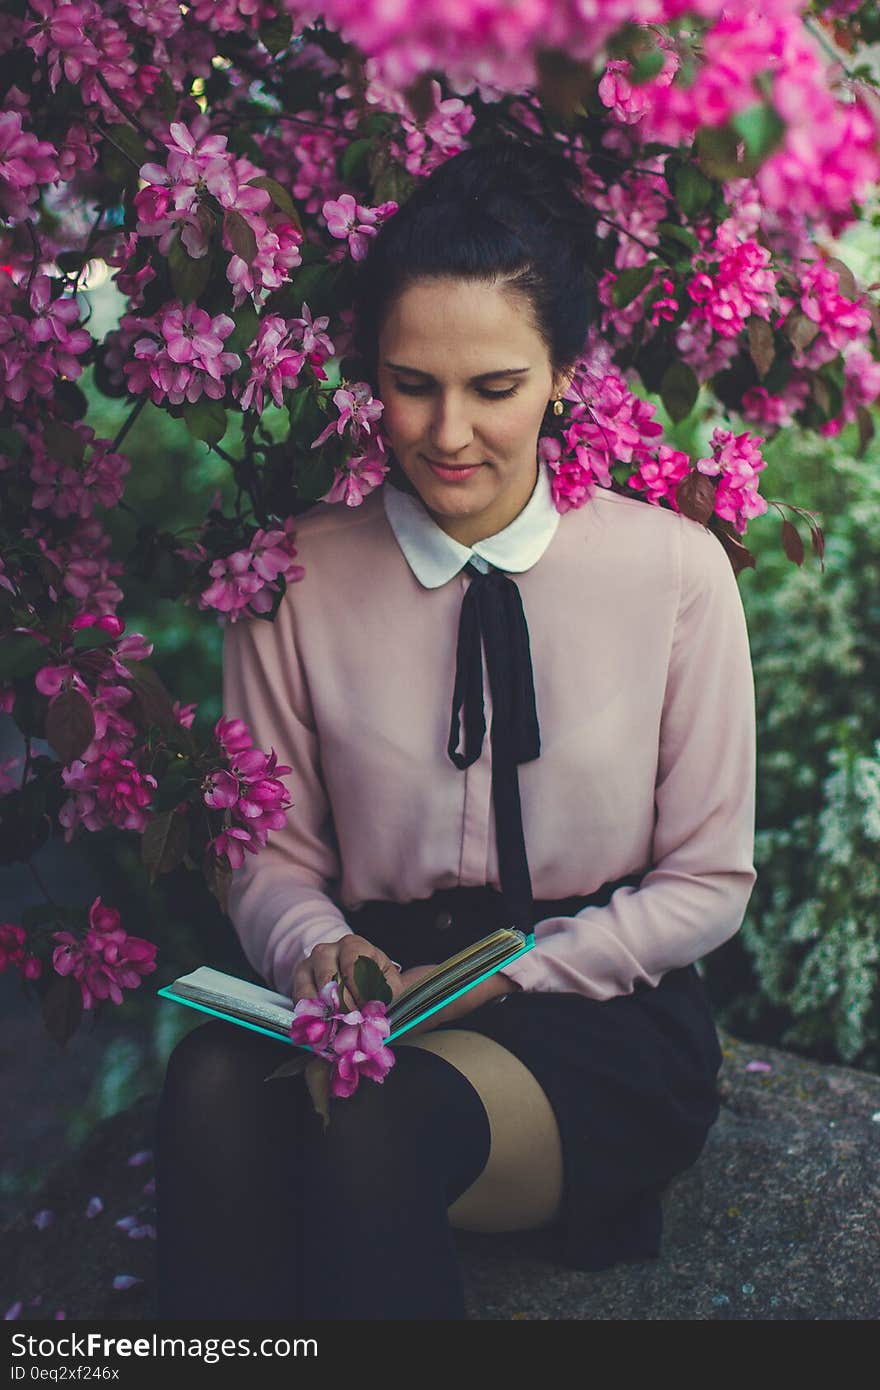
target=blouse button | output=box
[434,911,454,931]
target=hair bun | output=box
[417,136,596,248]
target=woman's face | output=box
[376,277,569,548]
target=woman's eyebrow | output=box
[383,361,531,382]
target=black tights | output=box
[154,1020,493,1320]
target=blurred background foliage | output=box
[2,217,879,1220]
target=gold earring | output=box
[553,398,564,416]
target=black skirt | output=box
[345,875,723,1274]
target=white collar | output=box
[382,461,560,589]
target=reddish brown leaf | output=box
[41,973,83,1047]
[746,315,775,380]
[675,469,716,525]
[856,405,875,458]
[783,306,821,351]
[712,525,757,578]
[534,48,593,122]
[403,72,436,124]
[809,524,826,567]
[45,688,96,764]
[141,808,189,881]
[781,518,804,565]
[264,1053,309,1082]
[204,852,232,916]
[824,256,857,300]
[125,661,177,734]
[304,1056,333,1129]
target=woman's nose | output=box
[429,396,474,455]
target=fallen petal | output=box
[112,1276,143,1291]
[127,1150,152,1167]
[4,1302,22,1320]
[33,1209,54,1230]
[745,1060,772,1073]
[115,1215,139,1232]
[54,1311,67,1320]
[85,1196,104,1219]
[142,1177,156,1196]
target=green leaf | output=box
[264,1053,310,1081]
[224,209,258,266]
[104,123,149,169]
[292,451,336,503]
[340,138,373,184]
[182,397,228,446]
[42,419,85,464]
[0,427,24,460]
[0,632,47,681]
[227,302,261,359]
[124,660,178,735]
[156,71,177,119]
[731,103,786,164]
[142,808,190,881]
[71,627,116,653]
[672,163,714,219]
[45,688,96,764]
[154,760,197,814]
[168,232,213,304]
[660,361,700,423]
[694,125,742,181]
[656,221,700,251]
[354,954,393,1007]
[259,13,292,55]
[629,47,665,85]
[612,264,655,309]
[248,176,302,230]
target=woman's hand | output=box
[292,936,402,1012]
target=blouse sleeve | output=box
[221,596,354,998]
[499,515,758,999]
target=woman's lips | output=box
[421,456,484,482]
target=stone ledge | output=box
[3,1029,879,1321]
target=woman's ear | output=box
[551,365,576,401]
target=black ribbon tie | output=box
[446,561,541,934]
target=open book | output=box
[157,926,534,1047]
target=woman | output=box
[155,140,757,1321]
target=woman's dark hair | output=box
[349,135,601,399]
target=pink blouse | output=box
[222,468,757,1003]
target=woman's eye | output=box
[393,381,519,400]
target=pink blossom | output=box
[322,192,397,262]
[686,223,777,341]
[205,742,293,870]
[59,755,158,839]
[0,924,43,981]
[125,302,240,406]
[198,516,305,620]
[321,435,389,506]
[696,426,769,535]
[214,717,253,757]
[0,110,59,223]
[51,897,157,1009]
[290,979,345,1053]
[238,315,306,413]
[311,383,384,449]
[85,1196,104,1218]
